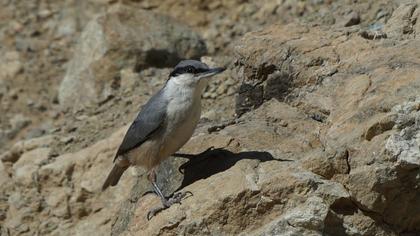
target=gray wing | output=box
[114,89,168,161]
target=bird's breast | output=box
[159,87,202,158]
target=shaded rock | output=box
[364,114,396,141]
[359,30,387,40]
[343,11,361,27]
[58,4,206,110]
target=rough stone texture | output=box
[386,99,420,169]
[58,4,206,110]
[2,0,420,236]
[0,50,22,81]
[1,126,137,235]
[107,99,353,235]
[229,5,420,234]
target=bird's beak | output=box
[198,67,226,79]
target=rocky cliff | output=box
[1,1,419,236]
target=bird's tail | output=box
[102,164,128,191]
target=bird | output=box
[102,59,225,218]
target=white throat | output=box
[164,74,208,98]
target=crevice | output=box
[344,149,351,174]
[207,119,237,133]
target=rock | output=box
[58,4,206,110]
[1,135,54,163]
[13,147,50,185]
[0,50,22,81]
[1,126,137,235]
[260,196,329,235]
[384,3,417,39]
[233,23,340,116]
[117,148,351,235]
[385,99,420,170]
[359,30,387,40]
[8,114,31,137]
[343,11,361,27]
[302,148,349,179]
[120,68,140,92]
[2,1,420,236]
[0,161,11,187]
[231,17,420,234]
[44,187,72,218]
[110,98,350,235]
[35,126,136,234]
[60,136,75,145]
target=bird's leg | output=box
[146,169,192,220]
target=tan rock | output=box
[123,160,349,235]
[1,135,54,163]
[384,3,417,39]
[13,147,50,185]
[0,161,10,187]
[58,4,206,110]
[0,50,22,81]
[3,1,420,236]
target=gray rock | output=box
[386,99,420,169]
[58,4,206,110]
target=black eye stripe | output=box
[169,66,208,77]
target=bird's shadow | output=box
[169,148,292,192]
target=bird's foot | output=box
[164,191,193,207]
[146,191,193,220]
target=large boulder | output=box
[230,6,420,234]
[1,126,136,235]
[58,4,206,111]
[112,99,356,235]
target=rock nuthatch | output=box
[102,60,225,218]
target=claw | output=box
[142,190,157,197]
[147,207,165,220]
[183,191,193,198]
[145,191,193,220]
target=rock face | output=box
[113,4,420,235]
[58,5,206,110]
[2,1,420,236]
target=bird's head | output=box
[167,60,225,89]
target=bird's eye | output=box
[186,66,195,73]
